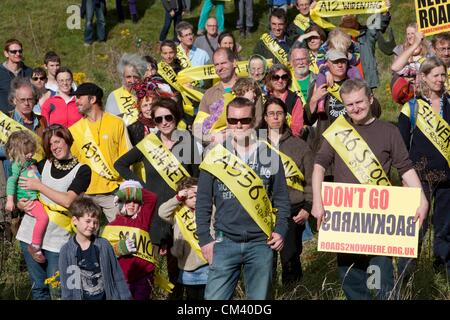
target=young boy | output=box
[59,196,132,300]
[159,177,209,300]
[105,180,158,300]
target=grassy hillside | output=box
[0,0,449,300]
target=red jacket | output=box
[41,95,82,128]
[108,188,158,283]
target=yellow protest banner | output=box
[415,0,450,36]
[310,0,388,37]
[318,182,421,258]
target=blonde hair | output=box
[417,56,447,97]
[5,131,36,164]
[328,28,352,52]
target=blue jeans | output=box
[338,254,394,300]
[205,235,273,300]
[159,10,182,42]
[20,241,60,300]
[198,0,225,32]
[84,0,106,43]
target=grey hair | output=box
[117,53,148,80]
[8,77,37,106]
[288,41,309,61]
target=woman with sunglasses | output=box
[30,67,52,115]
[258,96,313,287]
[115,97,200,299]
[40,67,82,128]
[265,64,305,138]
[127,78,175,146]
[15,124,91,299]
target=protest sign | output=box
[416,0,450,36]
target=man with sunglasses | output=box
[196,97,290,299]
[0,39,32,113]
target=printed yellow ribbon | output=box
[113,86,138,126]
[327,82,343,103]
[69,119,119,181]
[157,61,197,116]
[310,0,388,37]
[309,51,319,75]
[101,225,174,293]
[176,45,201,87]
[199,143,276,237]
[39,197,76,234]
[263,142,305,192]
[293,13,311,31]
[322,115,391,185]
[260,33,289,66]
[136,133,191,191]
[174,205,207,263]
[401,99,450,167]
[0,112,45,162]
[289,70,307,105]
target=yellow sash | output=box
[177,45,192,69]
[0,112,45,162]
[309,51,319,74]
[136,133,191,191]
[174,205,207,263]
[39,197,76,234]
[293,14,311,31]
[322,115,391,185]
[401,99,450,167]
[327,82,343,103]
[193,92,235,135]
[199,143,276,237]
[112,86,138,126]
[157,61,196,116]
[260,33,289,66]
[101,225,175,293]
[263,142,305,192]
[69,119,119,181]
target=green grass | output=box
[0,0,449,300]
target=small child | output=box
[158,177,209,300]
[5,131,48,264]
[59,196,132,300]
[107,180,158,300]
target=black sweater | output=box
[397,96,450,183]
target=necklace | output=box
[53,157,79,171]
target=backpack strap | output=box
[408,97,418,149]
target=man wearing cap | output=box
[69,83,131,222]
[305,49,352,155]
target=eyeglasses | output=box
[272,74,289,81]
[206,24,218,28]
[44,123,64,132]
[16,97,34,104]
[181,32,193,38]
[32,76,46,81]
[266,111,284,118]
[227,117,253,125]
[154,114,174,124]
[8,49,23,55]
[437,47,450,53]
[57,79,72,84]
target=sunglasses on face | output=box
[32,76,46,81]
[227,117,253,125]
[8,49,23,55]
[272,74,289,81]
[154,114,174,124]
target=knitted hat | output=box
[391,76,414,105]
[116,180,143,204]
